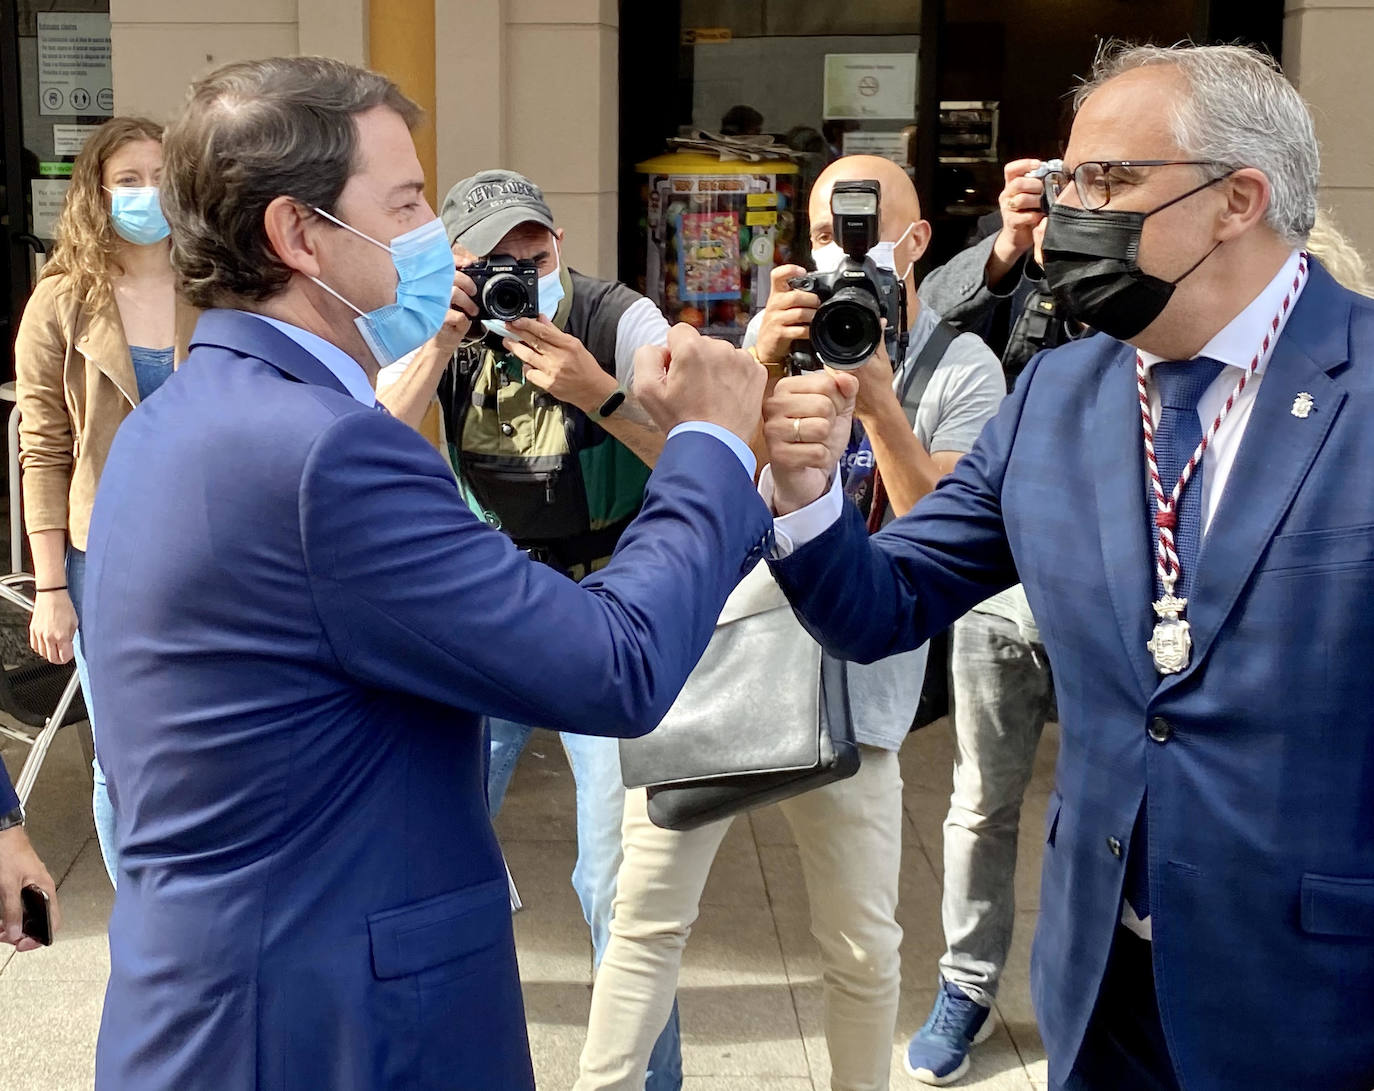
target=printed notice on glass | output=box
[823,53,918,121]
[38,13,113,117]
[31,179,71,240]
[53,124,101,156]
[842,131,911,164]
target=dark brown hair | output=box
[41,116,164,306]
[160,56,421,308]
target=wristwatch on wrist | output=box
[0,805,24,832]
[594,384,628,421]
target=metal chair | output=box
[0,573,87,807]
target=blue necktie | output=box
[1126,356,1226,919]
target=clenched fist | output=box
[763,369,860,515]
[633,324,766,445]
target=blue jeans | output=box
[487,718,682,1090]
[67,548,117,886]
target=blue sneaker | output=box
[903,977,995,1085]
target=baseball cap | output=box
[440,169,556,255]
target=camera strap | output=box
[866,318,960,534]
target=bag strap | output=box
[866,319,960,533]
[896,318,959,429]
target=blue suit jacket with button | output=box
[82,309,773,1091]
[773,260,1374,1090]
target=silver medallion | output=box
[1147,591,1191,674]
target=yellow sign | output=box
[746,193,777,209]
[682,27,732,45]
[746,211,778,227]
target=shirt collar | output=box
[1138,248,1304,376]
[237,312,377,406]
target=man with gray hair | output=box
[759,41,1374,1090]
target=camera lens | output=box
[811,292,883,369]
[483,273,530,322]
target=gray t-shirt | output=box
[745,303,1005,750]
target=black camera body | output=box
[787,179,901,370]
[467,254,540,325]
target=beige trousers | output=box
[574,745,904,1091]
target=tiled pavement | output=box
[0,716,1058,1090]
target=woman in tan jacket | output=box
[15,117,196,885]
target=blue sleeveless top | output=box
[130,345,174,402]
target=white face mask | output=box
[812,221,917,282]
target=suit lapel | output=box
[1160,262,1351,690]
[1093,340,1157,697]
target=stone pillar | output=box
[110,0,300,119]
[432,0,621,277]
[1285,0,1374,262]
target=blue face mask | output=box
[309,209,457,366]
[483,242,565,343]
[106,186,170,245]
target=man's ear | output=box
[909,220,933,264]
[1216,168,1271,243]
[263,197,325,279]
[554,227,566,247]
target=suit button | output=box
[1148,717,1173,743]
[1107,836,1123,858]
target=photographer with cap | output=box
[378,169,685,1087]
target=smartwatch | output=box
[594,384,628,421]
[0,805,24,833]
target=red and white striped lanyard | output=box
[1137,252,1308,598]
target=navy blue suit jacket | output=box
[83,310,772,1090]
[773,261,1374,1089]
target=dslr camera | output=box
[466,254,540,325]
[788,179,901,370]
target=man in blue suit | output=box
[761,43,1374,1091]
[81,57,769,1090]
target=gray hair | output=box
[1074,42,1319,245]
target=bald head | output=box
[808,154,930,306]
[810,155,922,242]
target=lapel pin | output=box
[1291,392,1315,419]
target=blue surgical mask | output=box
[105,186,170,246]
[484,240,565,343]
[309,210,457,366]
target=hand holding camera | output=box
[990,158,1057,284]
[755,264,820,366]
[500,316,617,415]
[759,180,902,373]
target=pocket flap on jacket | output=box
[1300,873,1374,938]
[368,878,509,980]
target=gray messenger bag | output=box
[619,563,861,831]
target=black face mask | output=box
[1042,176,1226,341]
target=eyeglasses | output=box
[1044,160,1231,212]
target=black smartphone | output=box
[21,884,52,946]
